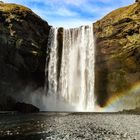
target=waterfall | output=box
[46,25,95,112]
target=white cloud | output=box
[53,7,79,17]
[49,18,94,28]
[64,0,86,6]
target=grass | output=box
[0,3,31,13]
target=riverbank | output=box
[0,113,139,140]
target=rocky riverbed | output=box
[0,113,139,140]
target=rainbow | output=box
[96,82,140,112]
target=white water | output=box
[46,25,95,111]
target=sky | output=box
[3,0,134,28]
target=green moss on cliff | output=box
[0,2,50,110]
[0,3,31,13]
[94,2,140,107]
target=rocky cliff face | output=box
[1,1,140,111]
[94,2,140,107]
[0,3,50,110]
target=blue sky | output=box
[3,0,134,28]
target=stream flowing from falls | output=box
[45,25,95,112]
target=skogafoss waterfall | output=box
[45,25,95,112]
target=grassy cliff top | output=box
[0,2,48,27]
[0,3,32,13]
[99,2,140,25]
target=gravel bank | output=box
[0,113,139,140]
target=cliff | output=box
[0,3,50,110]
[0,1,140,111]
[94,2,140,107]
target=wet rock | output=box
[0,96,16,111]
[14,102,39,113]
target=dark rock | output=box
[14,102,39,113]
[94,2,140,107]
[120,107,140,114]
[0,96,16,111]
[0,3,50,110]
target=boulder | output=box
[14,102,39,113]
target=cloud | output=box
[49,18,94,28]
[51,7,79,17]
[63,0,86,6]
[2,0,134,28]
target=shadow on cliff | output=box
[94,39,109,108]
